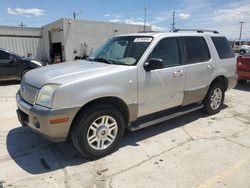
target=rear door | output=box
[138,37,185,117]
[181,36,214,105]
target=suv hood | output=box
[23,60,129,88]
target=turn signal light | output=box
[49,117,69,124]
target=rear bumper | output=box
[237,70,250,80]
[16,91,80,142]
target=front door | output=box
[138,37,185,117]
[0,50,18,80]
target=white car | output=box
[239,45,250,55]
[16,29,237,159]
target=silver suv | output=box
[16,29,237,159]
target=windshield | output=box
[89,36,153,66]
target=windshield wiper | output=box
[90,57,114,64]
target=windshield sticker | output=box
[134,38,152,43]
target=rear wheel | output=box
[71,104,125,159]
[203,83,225,115]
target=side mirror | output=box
[144,58,164,72]
[9,56,16,64]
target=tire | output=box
[239,50,246,55]
[203,83,225,115]
[238,79,247,85]
[71,104,125,159]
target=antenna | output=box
[19,22,26,27]
[73,11,82,19]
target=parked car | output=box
[0,48,44,81]
[239,45,250,55]
[16,30,237,159]
[237,55,250,84]
[231,40,250,54]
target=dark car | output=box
[237,55,250,84]
[0,48,44,81]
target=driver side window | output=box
[149,37,181,68]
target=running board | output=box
[128,104,204,131]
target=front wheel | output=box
[71,105,125,159]
[239,49,246,55]
[203,83,225,115]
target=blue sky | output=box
[0,0,250,39]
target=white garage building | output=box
[0,18,151,62]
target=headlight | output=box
[30,60,43,67]
[36,84,60,107]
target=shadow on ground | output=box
[0,80,20,86]
[234,82,250,92]
[6,109,220,175]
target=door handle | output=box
[173,70,184,77]
[207,64,214,70]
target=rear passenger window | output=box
[182,36,211,64]
[0,50,10,60]
[149,37,181,67]
[212,37,235,59]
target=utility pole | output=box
[73,12,77,19]
[170,12,176,31]
[239,21,245,47]
[144,4,149,32]
[19,22,26,27]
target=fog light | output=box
[33,117,40,128]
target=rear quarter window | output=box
[211,37,235,59]
[0,50,10,60]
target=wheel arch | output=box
[68,96,130,138]
[208,75,228,93]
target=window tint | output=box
[0,50,10,60]
[212,37,235,59]
[150,37,180,67]
[182,36,210,64]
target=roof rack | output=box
[172,29,219,34]
[138,31,162,33]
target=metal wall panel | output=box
[0,25,41,36]
[0,37,44,59]
[0,26,44,59]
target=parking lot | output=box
[0,82,250,188]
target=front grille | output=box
[20,81,38,104]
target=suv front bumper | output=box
[16,91,80,142]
